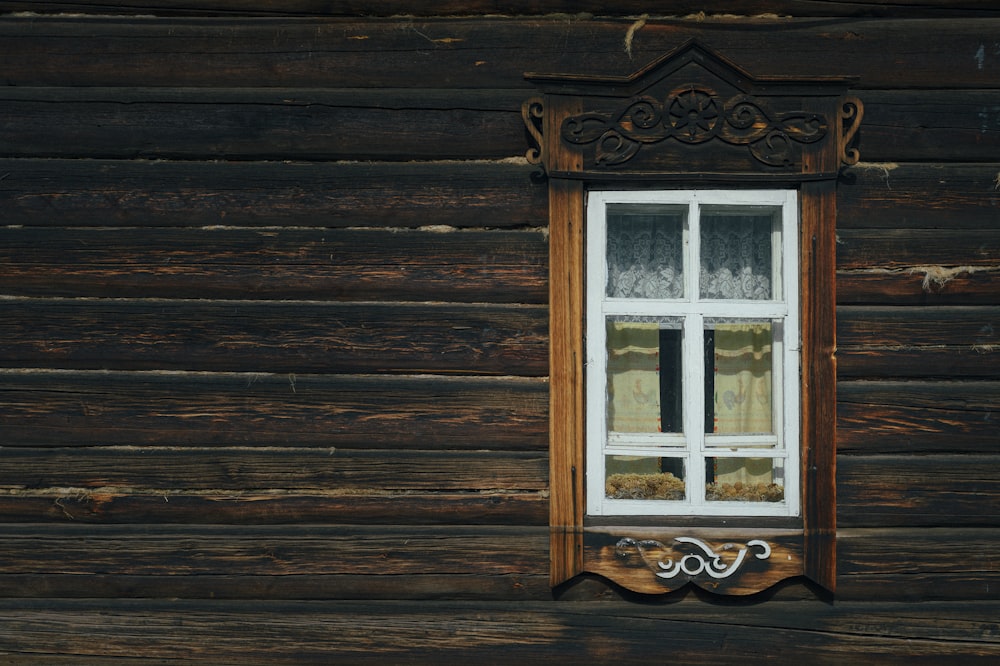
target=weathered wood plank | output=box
[0,526,996,604]
[837,380,1000,454]
[0,371,548,449]
[860,90,1000,162]
[837,269,1000,305]
[3,18,1000,89]
[0,89,523,161]
[838,346,999,378]
[838,528,1000,601]
[0,521,995,603]
[0,88,998,162]
[0,525,550,577]
[836,227,1000,305]
[0,573,551,602]
[838,163,1000,230]
[2,1,999,19]
[838,229,1000,270]
[838,455,1000,526]
[0,158,546,229]
[0,491,549,525]
[841,573,1000,605]
[9,160,991,235]
[0,227,548,302]
[602,596,1000,640]
[837,305,999,378]
[0,598,998,663]
[10,162,1000,309]
[0,299,548,374]
[0,448,549,491]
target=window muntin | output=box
[586,190,800,517]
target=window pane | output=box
[706,322,774,435]
[706,457,784,502]
[605,456,685,500]
[606,206,684,299]
[700,211,774,300]
[606,319,682,433]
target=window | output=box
[524,39,861,594]
[586,190,799,518]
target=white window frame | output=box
[585,189,800,517]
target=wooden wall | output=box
[0,2,998,662]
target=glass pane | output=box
[700,211,774,300]
[606,205,684,299]
[706,322,774,435]
[706,457,784,502]
[606,319,682,433]
[606,456,685,500]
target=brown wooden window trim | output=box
[524,40,862,596]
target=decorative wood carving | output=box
[525,39,863,180]
[522,96,544,166]
[561,87,828,168]
[584,527,805,595]
[839,96,865,166]
[617,536,772,580]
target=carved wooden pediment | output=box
[524,40,861,180]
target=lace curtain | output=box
[606,214,772,300]
[606,214,684,298]
[700,215,772,300]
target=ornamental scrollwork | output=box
[521,96,545,166]
[561,85,828,169]
[616,536,771,581]
[839,96,864,166]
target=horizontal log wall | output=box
[2,0,999,18]
[1,5,998,662]
[1,599,997,664]
[4,18,1000,89]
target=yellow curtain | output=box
[712,323,773,484]
[606,321,661,433]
